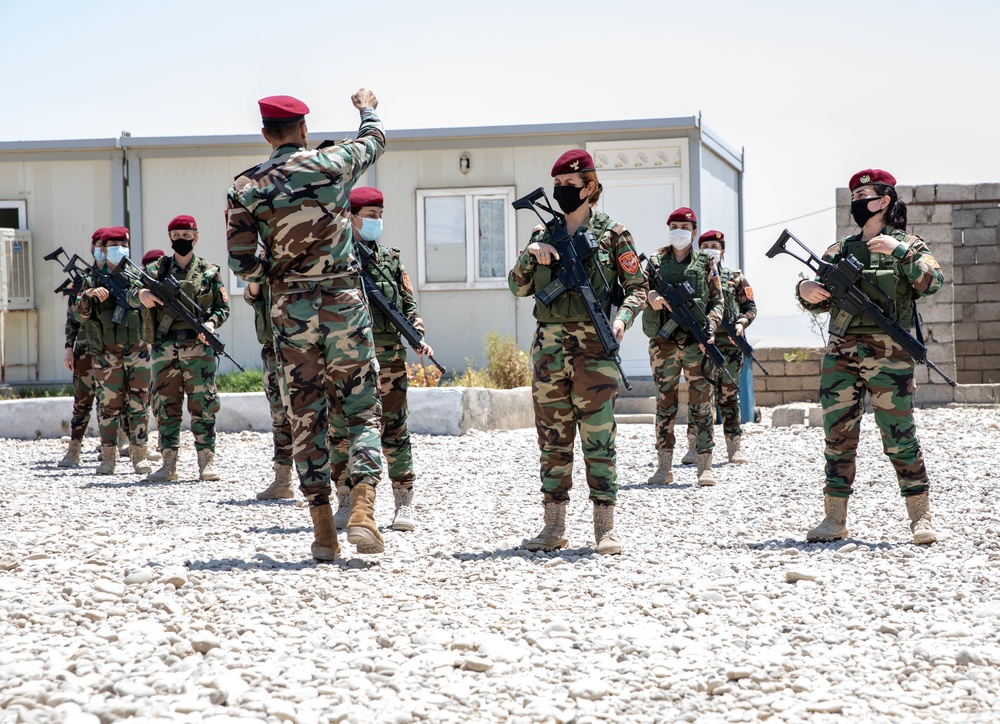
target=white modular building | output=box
[0,117,743,383]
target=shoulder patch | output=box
[924,255,940,269]
[220,285,229,303]
[618,251,639,275]
[744,284,754,301]
[402,272,414,294]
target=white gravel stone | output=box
[569,678,609,700]
[785,568,820,583]
[124,569,154,585]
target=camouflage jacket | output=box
[796,225,943,335]
[716,266,757,340]
[226,108,386,287]
[363,242,424,348]
[641,247,724,340]
[64,295,88,354]
[126,254,230,342]
[74,263,145,353]
[508,210,647,329]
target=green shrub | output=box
[216,369,264,393]
[16,385,73,398]
[445,331,531,390]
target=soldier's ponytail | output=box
[876,185,907,231]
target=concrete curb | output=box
[0,387,535,440]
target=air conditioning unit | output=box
[0,228,35,311]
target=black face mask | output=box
[171,238,194,256]
[553,185,587,214]
[851,197,884,228]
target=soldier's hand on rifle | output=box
[799,280,831,304]
[85,287,110,302]
[526,242,560,266]
[138,290,164,309]
[647,290,672,312]
[352,88,378,110]
[867,234,902,256]
[734,322,745,337]
[698,334,716,355]
[63,348,74,372]
[612,320,625,343]
[198,321,216,345]
[415,341,434,357]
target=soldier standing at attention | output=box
[74,227,152,475]
[133,215,231,483]
[245,278,296,501]
[642,208,724,487]
[508,149,647,556]
[328,186,431,531]
[58,228,107,468]
[695,230,757,465]
[798,169,943,545]
[226,90,387,562]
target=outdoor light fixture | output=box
[459,152,471,174]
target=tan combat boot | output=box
[594,503,622,555]
[117,427,130,458]
[905,493,937,545]
[726,435,749,465]
[146,449,179,482]
[58,439,83,468]
[198,449,220,482]
[647,448,674,485]
[309,503,340,561]
[522,501,569,552]
[696,451,716,486]
[680,433,697,465]
[333,486,351,530]
[392,487,415,531]
[806,494,849,542]
[96,445,117,475]
[256,463,295,500]
[130,445,153,475]
[347,484,384,554]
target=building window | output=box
[0,200,27,230]
[417,187,516,290]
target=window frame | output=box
[416,186,517,291]
[0,200,27,230]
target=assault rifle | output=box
[115,257,245,372]
[512,187,631,390]
[45,247,133,323]
[718,316,769,376]
[639,253,739,390]
[354,239,446,374]
[767,229,956,386]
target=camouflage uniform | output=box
[245,283,293,468]
[641,249,724,453]
[75,267,151,463]
[64,296,96,441]
[508,212,646,505]
[129,255,230,454]
[226,108,386,511]
[798,225,943,499]
[330,243,423,492]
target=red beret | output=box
[258,95,310,121]
[142,249,165,266]
[91,228,108,242]
[350,186,384,209]
[667,207,697,225]
[551,149,595,177]
[849,169,896,191]
[102,226,130,242]
[167,215,197,231]
[699,230,725,247]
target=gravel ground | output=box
[2,404,1000,724]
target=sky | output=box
[4,0,999,346]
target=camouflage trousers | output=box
[821,333,928,499]
[262,343,293,466]
[685,338,744,440]
[532,322,620,505]
[272,285,383,502]
[92,344,151,449]
[650,336,715,453]
[331,345,413,490]
[70,348,97,441]
[151,340,220,452]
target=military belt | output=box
[162,329,200,342]
[270,275,361,295]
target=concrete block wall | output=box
[751,347,823,407]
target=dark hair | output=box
[874,184,907,231]
[262,118,302,142]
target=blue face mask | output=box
[357,218,383,242]
[94,248,107,264]
[106,246,130,266]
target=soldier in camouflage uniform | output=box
[508,149,647,556]
[58,228,106,468]
[244,280,296,501]
[74,227,152,475]
[798,169,943,545]
[642,208,724,487]
[691,229,757,465]
[132,215,231,483]
[327,186,432,531]
[227,91,386,562]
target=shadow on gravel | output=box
[185,553,366,572]
[451,546,597,562]
[247,525,312,535]
[748,538,912,551]
[619,482,696,491]
[216,498,298,507]
[81,479,198,489]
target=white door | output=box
[597,175,681,378]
